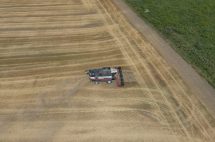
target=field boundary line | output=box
[112,0,215,118]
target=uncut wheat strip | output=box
[0,9,97,18]
[0,33,113,48]
[0,13,103,24]
[0,46,118,60]
[0,72,84,87]
[0,0,82,6]
[0,23,118,38]
[0,58,126,80]
[0,48,120,66]
[0,53,123,72]
[0,4,87,12]
[0,38,115,51]
[0,45,116,58]
[0,20,103,30]
[0,57,125,78]
[0,52,121,72]
[0,53,122,76]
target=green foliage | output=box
[125,0,215,87]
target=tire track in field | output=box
[105,1,215,140]
[95,0,171,129]
[98,0,215,141]
[109,10,214,137]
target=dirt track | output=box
[113,0,215,118]
[0,0,215,141]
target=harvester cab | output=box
[86,67,124,87]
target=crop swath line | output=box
[112,7,214,139]
[97,0,215,138]
[107,1,215,139]
[103,0,215,141]
[95,0,172,129]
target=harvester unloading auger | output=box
[85,67,124,87]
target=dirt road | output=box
[113,0,215,118]
[0,0,214,142]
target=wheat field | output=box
[0,0,214,141]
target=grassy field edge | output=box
[124,0,215,88]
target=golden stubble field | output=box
[0,0,214,141]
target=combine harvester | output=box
[86,67,124,87]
